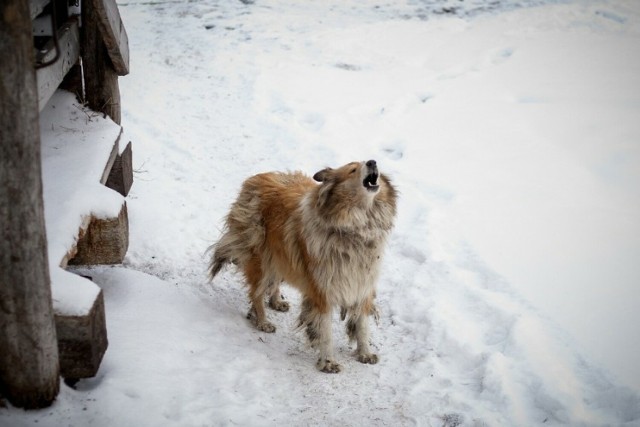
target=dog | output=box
[208,160,397,373]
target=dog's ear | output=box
[313,167,332,182]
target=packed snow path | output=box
[3,0,640,425]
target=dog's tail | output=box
[206,235,235,281]
[208,181,266,282]
[207,244,228,281]
[207,223,262,281]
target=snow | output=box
[39,91,125,316]
[2,0,640,425]
[49,268,101,316]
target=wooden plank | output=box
[56,290,108,379]
[93,0,130,75]
[82,1,121,123]
[0,0,60,409]
[68,202,129,266]
[106,140,133,196]
[36,19,81,111]
[29,0,49,19]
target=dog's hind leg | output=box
[244,256,276,333]
[267,281,290,312]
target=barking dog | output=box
[208,160,397,373]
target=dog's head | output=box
[313,160,381,194]
[312,160,397,225]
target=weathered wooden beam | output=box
[36,19,81,111]
[82,0,121,124]
[55,290,108,379]
[93,0,130,75]
[106,141,134,196]
[68,202,129,266]
[0,0,60,409]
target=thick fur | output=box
[208,160,397,373]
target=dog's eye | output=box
[349,168,357,174]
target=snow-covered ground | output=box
[3,0,640,425]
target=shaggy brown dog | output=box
[208,160,397,373]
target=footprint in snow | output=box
[382,146,403,160]
[398,241,427,265]
[595,9,626,24]
[419,93,434,103]
[490,47,515,65]
[334,63,362,71]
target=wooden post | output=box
[82,0,121,124]
[0,0,60,409]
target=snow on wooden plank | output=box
[50,268,101,317]
[68,203,129,266]
[40,90,125,317]
[55,288,108,379]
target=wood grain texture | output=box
[0,0,60,409]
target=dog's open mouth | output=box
[363,172,380,192]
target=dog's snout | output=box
[365,160,378,177]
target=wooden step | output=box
[68,202,129,266]
[55,289,108,380]
[40,91,134,380]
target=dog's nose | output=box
[366,160,377,168]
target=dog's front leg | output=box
[315,311,341,373]
[347,311,379,365]
[300,298,341,373]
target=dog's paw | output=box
[247,309,277,333]
[268,299,290,312]
[257,321,276,333]
[356,353,379,365]
[317,358,342,373]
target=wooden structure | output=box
[0,0,131,409]
[55,292,109,380]
[0,0,60,409]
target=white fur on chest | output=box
[300,195,388,308]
